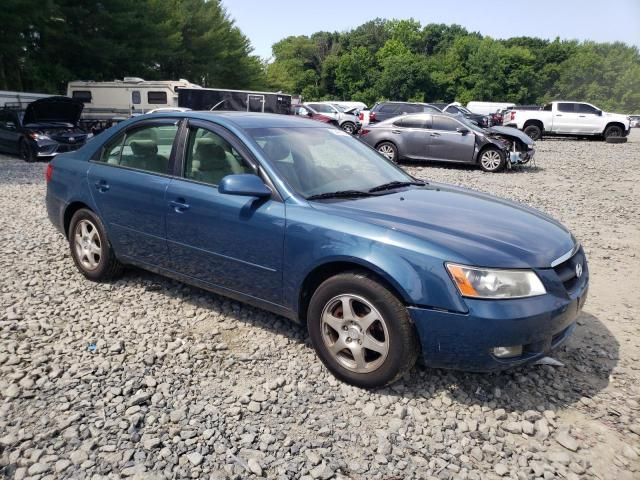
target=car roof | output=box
[147,111,329,129]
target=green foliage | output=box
[267,19,640,113]
[0,0,264,93]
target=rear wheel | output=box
[19,140,35,162]
[69,208,123,281]
[523,124,542,141]
[341,122,356,134]
[376,142,398,162]
[479,147,506,172]
[604,125,623,140]
[307,272,419,388]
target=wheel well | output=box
[604,122,625,134]
[297,262,406,324]
[63,202,91,238]
[523,119,544,131]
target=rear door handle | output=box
[555,114,562,117]
[391,130,402,134]
[430,132,441,137]
[579,115,586,117]
[94,180,109,192]
[169,199,190,213]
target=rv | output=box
[178,88,292,115]
[66,77,200,128]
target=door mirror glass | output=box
[218,174,271,198]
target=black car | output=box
[367,101,442,124]
[0,96,88,162]
[432,103,489,127]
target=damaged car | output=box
[359,112,534,172]
[0,96,88,162]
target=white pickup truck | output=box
[503,101,630,141]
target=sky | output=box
[225,0,640,60]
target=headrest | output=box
[196,143,227,171]
[262,136,290,162]
[130,140,157,156]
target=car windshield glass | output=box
[456,116,486,134]
[248,127,414,198]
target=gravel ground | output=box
[1,130,639,480]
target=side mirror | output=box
[457,127,470,135]
[218,174,271,198]
[597,110,602,116]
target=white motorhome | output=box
[467,101,516,115]
[66,77,200,124]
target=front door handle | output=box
[430,132,441,137]
[579,115,586,117]
[555,114,563,117]
[391,129,402,134]
[169,199,190,213]
[94,180,109,192]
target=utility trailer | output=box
[0,90,51,107]
[178,88,292,115]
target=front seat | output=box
[193,141,234,185]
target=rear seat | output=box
[122,140,168,173]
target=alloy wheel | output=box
[74,219,102,270]
[377,144,395,161]
[481,150,502,171]
[342,123,355,134]
[320,294,389,373]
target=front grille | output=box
[552,249,585,292]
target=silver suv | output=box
[304,102,360,134]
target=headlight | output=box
[28,132,51,141]
[446,263,546,299]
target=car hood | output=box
[603,111,630,123]
[311,185,575,269]
[487,126,534,146]
[23,96,83,126]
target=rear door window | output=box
[394,115,430,129]
[308,103,334,114]
[557,103,576,113]
[377,104,400,114]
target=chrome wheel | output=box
[74,219,102,271]
[320,294,389,373]
[377,144,395,161]
[480,150,502,171]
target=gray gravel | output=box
[1,130,640,479]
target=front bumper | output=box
[35,140,85,158]
[409,274,588,372]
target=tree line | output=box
[267,19,640,113]
[2,4,639,113]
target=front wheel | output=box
[604,125,623,140]
[341,122,356,134]
[376,142,398,162]
[479,147,506,172]
[69,208,123,281]
[307,272,419,388]
[19,140,35,162]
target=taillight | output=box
[510,111,516,121]
[45,163,53,183]
[359,128,370,136]
[359,112,364,121]
[370,112,377,122]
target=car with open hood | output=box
[359,112,535,172]
[0,96,88,162]
[45,111,587,388]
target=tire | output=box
[479,147,506,172]
[68,208,123,281]
[376,141,398,162]
[341,122,356,134]
[307,271,419,388]
[604,125,624,140]
[605,136,628,144]
[19,140,35,163]
[523,124,542,141]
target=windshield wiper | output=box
[368,180,427,193]
[306,190,374,200]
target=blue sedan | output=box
[45,112,588,388]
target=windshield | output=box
[458,106,472,114]
[248,127,414,198]
[456,116,486,134]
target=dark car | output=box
[360,112,535,172]
[291,104,339,127]
[365,101,442,125]
[0,96,88,162]
[432,103,490,127]
[46,111,587,388]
